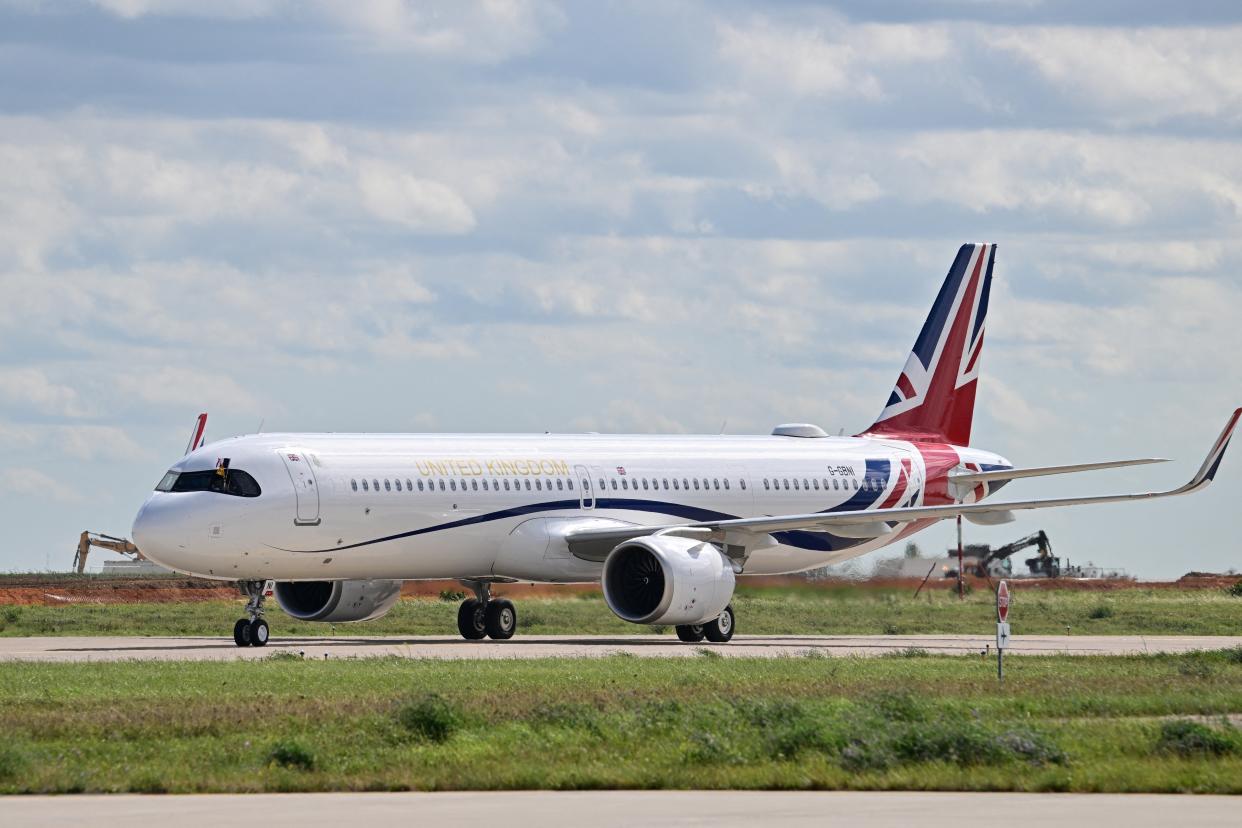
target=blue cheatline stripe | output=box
[268,463,894,556]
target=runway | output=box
[0,791,1237,827]
[2,633,1239,661]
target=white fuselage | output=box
[132,431,1009,583]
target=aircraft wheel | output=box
[485,599,517,640]
[248,618,269,647]
[233,618,251,647]
[675,624,705,643]
[704,605,735,643]
[457,598,488,640]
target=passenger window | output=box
[406,479,413,491]
[351,479,358,492]
[783,479,790,490]
[693,479,700,490]
[556,479,563,491]
[449,480,456,491]
[395,479,402,491]
[833,479,840,490]
[567,479,574,491]
[672,479,680,490]
[724,479,731,490]
[812,479,820,490]
[524,480,532,490]
[764,479,770,490]
[853,479,859,490]
[370,478,378,492]
[661,478,668,489]
[362,479,369,491]
[642,479,649,491]
[713,479,720,490]
[793,479,800,490]
[739,479,746,490]
[611,479,618,490]
[417,480,425,492]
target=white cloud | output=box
[0,467,82,503]
[716,17,952,99]
[317,0,565,61]
[111,368,264,411]
[80,0,566,63]
[356,162,477,233]
[88,0,286,20]
[0,368,88,418]
[991,25,1242,126]
[0,422,149,461]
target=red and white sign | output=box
[996,580,1011,623]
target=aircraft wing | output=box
[950,457,1169,486]
[567,408,1239,561]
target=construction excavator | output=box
[965,530,1058,579]
[73,531,145,573]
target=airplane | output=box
[131,243,1239,647]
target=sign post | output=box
[956,515,964,600]
[996,579,1011,684]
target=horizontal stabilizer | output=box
[951,457,1169,486]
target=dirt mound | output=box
[2,572,1236,607]
[0,577,237,605]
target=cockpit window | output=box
[154,469,262,497]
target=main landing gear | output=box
[233,579,270,647]
[457,580,517,641]
[675,604,735,644]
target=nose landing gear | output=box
[233,580,270,647]
[456,580,517,641]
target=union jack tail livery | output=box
[866,242,996,446]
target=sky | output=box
[1,0,1240,577]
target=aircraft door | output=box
[279,449,321,526]
[575,464,595,510]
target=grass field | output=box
[2,651,1241,794]
[3,585,1242,638]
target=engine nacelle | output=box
[602,535,735,626]
[273,579,402,623]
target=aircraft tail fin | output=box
[864,243,996,446]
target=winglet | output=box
[1185,408,1241,492]
[184,413,208,456]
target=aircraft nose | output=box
[131,494,185,567]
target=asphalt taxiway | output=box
[0,791,1237,827]
[2,633,1239,661]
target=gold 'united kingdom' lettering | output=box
[416,458,570,476]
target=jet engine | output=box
[601,535,735,626]
[273,579,402,622]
